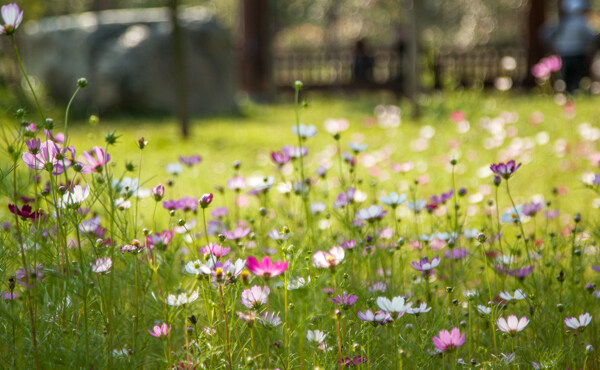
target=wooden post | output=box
[238,0,272,99]
[168,0,190,138]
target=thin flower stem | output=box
[10,35,45,121]
[218,284,233,369]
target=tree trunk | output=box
[90,0,115,11]
[406,0,421,118]
[169,0,190,138]
[524,0,546,88]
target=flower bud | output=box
[137,137,148,150]
[199,193,213,208]
[493,175,501,186]
[152,184,165,201]
[77,78,88,88]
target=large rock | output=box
[22,7,236,115]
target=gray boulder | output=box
[22,7,235,115]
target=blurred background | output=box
[1,0,599,134]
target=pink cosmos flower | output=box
[246,256,288,279]
[224,226,251,240]
[432,328,465,352]
[1,3,23,35]
[200,243,230,258]
[146,230,174,249]
[313,246,345,269]
[148,322,170,338]
[227,175,246,191]
[81,146,111,174]
[241,285,270,309]
[490,160,521,180]
[199,193,213,208]
[22,140,74,175]
[496,315,529,334]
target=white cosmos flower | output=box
[115,198,131,210]
[58,185,90,208]
[477,305,492,315]
[165,162,184,175]
[564,313,592,331]
[166,291,199,306]
[376,296,412,314]
[292,123,317,138]
[499,289,527,302]
[287,276,310,290]
[307,329,327,344]
[497,315,529,334]
[380,192,407,207]
[313,246,345,268]
[407,302,431,315]
[185,260,211,275]
[91,258,112,273]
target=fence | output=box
[273,46,529,92]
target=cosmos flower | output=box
[324,118,349,134]
[246,256,288,279]
[8,203,41,220]
[227,175,246,191]
[357,310,393,325]
[564,313,592,331]
[499,289,527,302]
[152,184,165,201]
[241,285,270,309]
[200,243,230,258]
[287,276,310,290]
[22,140,74,175]
[148,322,170,338]
[199,193,213,208]
[477,305,492,315]
[522,201,542,217]
[179,154,202,166]
[355,205,387,222]
[407,199,427,213]
[501,206,523,224]
[331,293,358,308]
[292,123,317,138]
[166,291,199,306]
[490,160,521,180]
[380,192,407,208]
[146,230,174,249]
[80,146,111,174]
[411,257,440,276]
[432,328,465,352]
[184,260,211,275]
[90,258,112,273]
[497,315,529,334]
[376,296,412,316]
[313,246,345,269]
[58,185,90,208]
[1,3,23,35]
[407,303,432,315]
[259,312,282,327]
[223,226,251,240]
[307,330,327,344]
[348,142,368,152]
[271,150,291,167]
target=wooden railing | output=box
[273,48,404,91]
[273,46,529,92]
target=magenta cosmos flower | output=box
[81,146,111,174]
[148,322,170,338]
[490,160,521,180]
[246,256,288,279]
[1,3,23,35]
[432,328,465,352]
